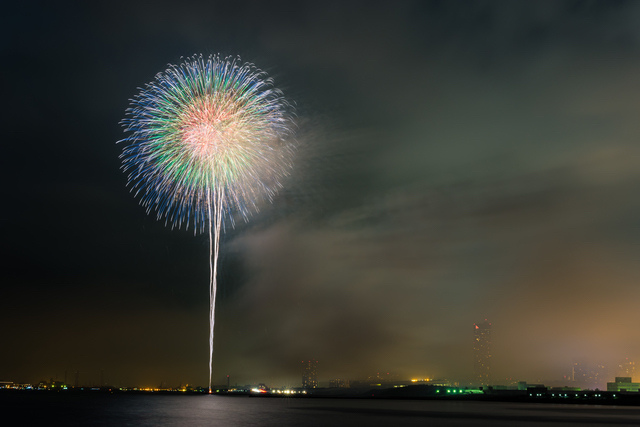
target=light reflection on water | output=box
[4,393,640,426]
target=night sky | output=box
[3,1,640,388]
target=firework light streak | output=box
[119,55,294,392]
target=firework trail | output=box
[119,55,294,392]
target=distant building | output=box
[617,358,636,378]
[593,362,607,390]
[473,320,492,385]
[607,377,639,392]
[302,360,318,388]
[517,381,548,391]
[366,372,398,385]
[571,358,604,390]
[571,358,589,384]
[329,379,349,388]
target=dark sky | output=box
[3,1,640,388]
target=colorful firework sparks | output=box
[120,54,294,231]
[119,55,295,392]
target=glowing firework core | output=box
[179,97,239,159]
[119,55,294,393]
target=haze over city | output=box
[3,1,640,391]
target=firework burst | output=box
[119,55,295,392]
[121,54,294,231]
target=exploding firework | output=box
[119,55,294,392]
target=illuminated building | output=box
[329,379,349,388]
[302,359,318,388]
[607,377,639,392]
[593,362,607,390]
[617,358,636,378]
[473,320,491,385]
[571,358,588,383]
[571,358,603,389]
[365,372,398,386]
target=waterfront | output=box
[2,393,640,426]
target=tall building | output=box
[473,320,491,385]
[617,358,636,378]
[593,362,608,390]
[571,358,605,389]
[302,359,318,388]
[571,358,588,383]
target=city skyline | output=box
[4,323,636,390]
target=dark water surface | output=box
[3,393,640,426]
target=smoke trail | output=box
[208,189,224,392]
